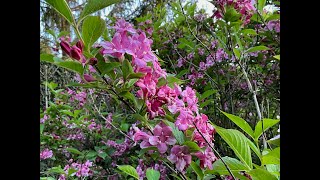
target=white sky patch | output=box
[196,0,215,17]
[264,4,280,13]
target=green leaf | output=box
[246,46,269,53]
[209,157,250,175]
[66,147,82,155]
[258,0,267,13]
[267,135,280,146]
[241,29,257,36]
[126,79,139,88]
[247,168,277,180]
[200,99,213,108]
[117,165,139,179]
[40,177,55,180]
[119,91,137,108]
[221,111,254,139]
[60,110,73,116]
[183,141,201,152]
[45,0,74,24]
[82,16,106,51]
[266,14,280,21]
[86,151,97,159]
[146,168,160,180]
[224,7,241,22]
[122,59,134,81]
[40,54,54,63]
[99,62,121,76]
[200,90,216,101]
[98,152,108,159]
[167,74,184,88]
[55,61,84,75]
[250,14,262,23]
[254,119,280,141]
[164,120,185,145]
[273,55,280,61]
[190,161,204,180]
[48,166,65,174]
[67,168,77,176]
[215,127,252,168]
[79,0,120,22]
[127,72,145,79]
[233,48,241,59]
[176,69,188,78]
[40,124,45,134]
[262,148,280,165]
[246,139,261,160]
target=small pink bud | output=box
[83,74,96,82]
[70,46,82,61]
[76,41,84,53]
[89,57,98,66]
[60,41,71,55]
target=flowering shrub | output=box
[41,0,280,179]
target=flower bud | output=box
[60,41,71,56]
[83,74,96,82]
[76,41,84,53]
[70,46,82,61]
[89,57,98,66]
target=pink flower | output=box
[193,114,215,148]
[40,114,49,124]
[175,109,194,131]
[40,148,53,160]
[167,145,192,172]
[199,62,206,71]
[112,19,136,34]
[194,147,218,170]
[149,122,176,153]
[133,127,152,149]
[181,87,199,113]
[101,32,128,59]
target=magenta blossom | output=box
[195,147,218,170]
[167,145,192,172]
[133,127,152,149]
[112,18,136,34]
[40,148,53,160]
[149,122,176,153]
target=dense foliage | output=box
[40,0,280,179]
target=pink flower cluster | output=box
[40,148,53,160]
[67,88,87,107]
[136,159,167,180]
[214,0,256,25]
[58,160,93,180]
[101,19,218,172]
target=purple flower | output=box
[40,148,53,160]
[199,62,206,71]
[40,114,49,124]
[198,48,205,56]
[216,48,228,62]
[149,122,176,153]
[167,145,192,172]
